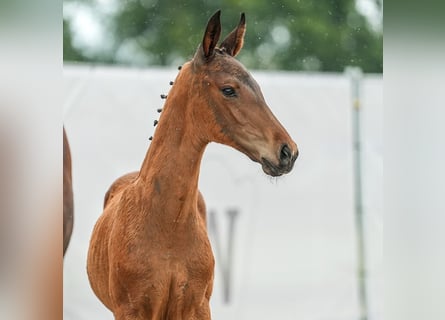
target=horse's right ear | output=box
[201,10,222,59]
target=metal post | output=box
[208,208,239,304]
[346,67,368,320]
[224,208,239,303]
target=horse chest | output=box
[113,217,215,297]
[149,226,215,284]
[111,233,214,319]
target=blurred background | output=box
[63,0,382,72]
[63,1,382,320]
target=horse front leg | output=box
[113,308,144,320]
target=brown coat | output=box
[87,11,298,319]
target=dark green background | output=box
[64,0,382,73]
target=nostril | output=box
[280,144,292,165]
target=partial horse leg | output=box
[195,305,211,320]
[113,309,142,320]
[114,308,164,320]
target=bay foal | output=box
[87,11,298,319]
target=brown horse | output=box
[63,127,74,256]
[87,11,298,319]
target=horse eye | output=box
[221,87,236,97]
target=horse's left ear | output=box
[220,13,246,57]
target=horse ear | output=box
[220,13,246,57]
[201,10,222,59]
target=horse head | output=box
[176,11,299,176]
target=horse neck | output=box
[138,65,207,223]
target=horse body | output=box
[87,11,298,320]
[63,127,73,256]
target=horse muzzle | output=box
[260,143,298,177]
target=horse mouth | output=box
[261,157,293,177]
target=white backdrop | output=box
[63,65,382,320]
